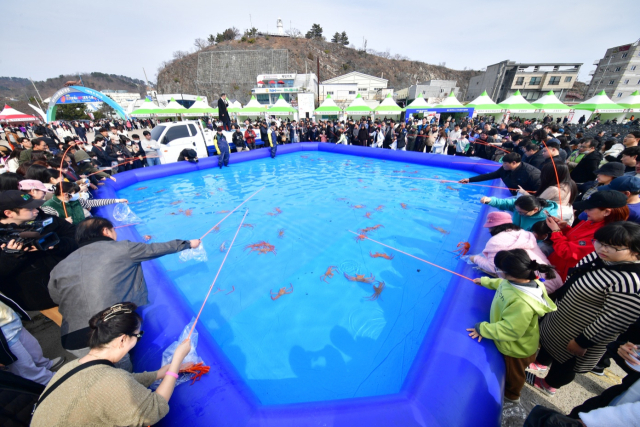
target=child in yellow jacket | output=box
[467,249,557,403]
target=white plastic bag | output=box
[112,203,142,223]
[151,319,203,389]
[179,242,208,262]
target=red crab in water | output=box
[179,362,210,385]
[364,281,386,301]
[454,241,471,257]
[344,273,376,284]
[320,266,338,283]
[270,284,293,300]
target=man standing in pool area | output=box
[268,121,278,159]
[213,128,230,168]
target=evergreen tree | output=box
[340,31,349,46]
[305,24,324,40]
[55,103,89,121]
[331,32,341,43]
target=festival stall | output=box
[569,90,626,124]
[374,93,403,119]
[619,90,640,117]
[184,96,218,117]
[532,90,571,120]
[228,100,243,114]
[267,95,297,118]
[236,96,268,121]
[345,94,374,120]
[130,98,160,118]
[314,94,343,120]
[498,90,537,121]
[155,98,187,119]
[0,104,41,123]
[465,91,505,121]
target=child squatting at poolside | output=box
[466,249,557,403]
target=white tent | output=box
[465,90,504,120]
[0,104,41,123]
[498,90,537,115]
[619,90,640,115]
[184,96,217,117]
[267,95,297,117]
[532,90,571,120]
[569,90,626,124]
[315,94,343,118]
[374,93,403,117]
[405,93,433,109]
[156,98,187,117]
[345,93,374,118]
[434,92,464,108]
[237,96,268,119]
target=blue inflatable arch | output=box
[46,86,129,122]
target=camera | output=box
[0,218,60,253]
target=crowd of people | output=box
[1,112,640,426]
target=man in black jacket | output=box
[540,140,566,170]
[522,143,545,170]
[0,191,77,324]
[218,93,231,131]
[570,139,603,184]
[459,152,541,195]
[90,136,119,168]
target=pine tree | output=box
[305,24,324,40]
[340,31,349,46]
[331,32,341,43]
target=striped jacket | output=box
[539,252,640,372]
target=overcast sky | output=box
[3,0,638,85]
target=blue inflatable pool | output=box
[93,143,505,427]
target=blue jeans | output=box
[146,156,161,166]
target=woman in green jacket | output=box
[42,181,126,225]
[467,249,557,403]
[480,195,560,231]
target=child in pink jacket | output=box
[469,212,564,292]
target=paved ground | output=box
[25,311,626,426]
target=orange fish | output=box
[136,186,147,191]
[365,212,372,219]
[375,205,384,211]
[170,200,183,205]
[400,203,408,209]
[370,251,394,260]
[431,225,450,235]
[184,209,193,216]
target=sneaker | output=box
[531,376,556,396]
[590,365,605,376]
[527,362,548,371]
[50,356,67,371]
[504,396,520,404]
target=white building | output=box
[396,80,460,105]
[101,90,142,111]
[251,73,318,106]
[321,72,388,101]
[586,40,640,100]
[318,83,358,105]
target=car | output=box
[147,120,211,164]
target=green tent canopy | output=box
[374,93,403,115]
[618,90,640,112]
[315,94,343,113]
[130,98,159,117]
[572,90,625,112]
[465,90,503,113]
[498,90,536,112]
[268,95,297,115]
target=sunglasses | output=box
[128,331,144,339]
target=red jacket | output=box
[548,220,604,282]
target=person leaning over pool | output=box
[459,152,541,195]
[30,302,192,427]
[480,195,560,232]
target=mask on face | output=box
[69,193,80,202]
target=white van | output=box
[148,120,213,164]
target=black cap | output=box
[573,190,628,211]
[0,191,45,211]
[524,128,533,133]
[593,162,625,178]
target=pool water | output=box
[117,152,488,405]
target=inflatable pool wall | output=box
[94,143,505,427]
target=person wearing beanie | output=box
[468,212,563,292]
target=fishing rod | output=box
[199,186,265,240]
[348,231,474,282]
[84,155,161,177]
[383,175,535,193]
[188,209,248,338]
[538,140,563,219]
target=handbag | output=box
[32,360,114,415]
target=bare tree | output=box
[194,38,207,50]
[172,50,189,60]
[286,27,302,38]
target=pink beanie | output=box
[483,211,513,228]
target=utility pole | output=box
[29,77,44,105]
